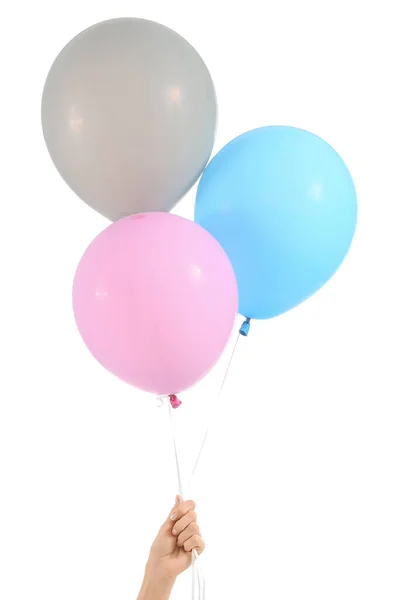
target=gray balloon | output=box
[41,18,217,221]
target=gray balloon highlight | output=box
[41,18,217,220]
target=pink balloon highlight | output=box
[72,213,238,395]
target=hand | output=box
[147,496,205,583]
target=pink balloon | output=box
[73,213,238,395]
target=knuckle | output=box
[190,522,200,534]
[176,507,185,520]
[174,518,183,531]
[183,500,195,512]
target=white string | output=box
[159,325,243,600]
[187,330,241,492]
[167,400,184,497]
[166,400,204,600]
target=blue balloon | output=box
[195,126,357,320]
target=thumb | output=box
[164,495,182,527]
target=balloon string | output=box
[187,326,243,491]
[163,318,248,600]
[167,400,204,600]
[167,399,184,498]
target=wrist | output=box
[138,562,175,600]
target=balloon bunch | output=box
[42,17,357,599]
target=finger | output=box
[169,500,195,522]
[170,496,180,513]
[176,521,200,546]
[162,495,182,530]
[184,534,205,554]
[171,510,197,537]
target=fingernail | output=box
[172,528,177,535]
[170,513,177,521]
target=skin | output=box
[137,496,205,600]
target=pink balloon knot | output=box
[169,395,182,409]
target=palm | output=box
[151,522,192,577]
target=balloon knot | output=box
[239,317,251,337]
[169,394,182,409]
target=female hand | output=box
[147,496,205,582]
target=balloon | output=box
[42,18,217,221]
[195,126,357,320]
[72,213,238,395]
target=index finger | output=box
[170,500,196,522]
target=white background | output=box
[1,1,398,599]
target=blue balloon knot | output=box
[239,317,251,337]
